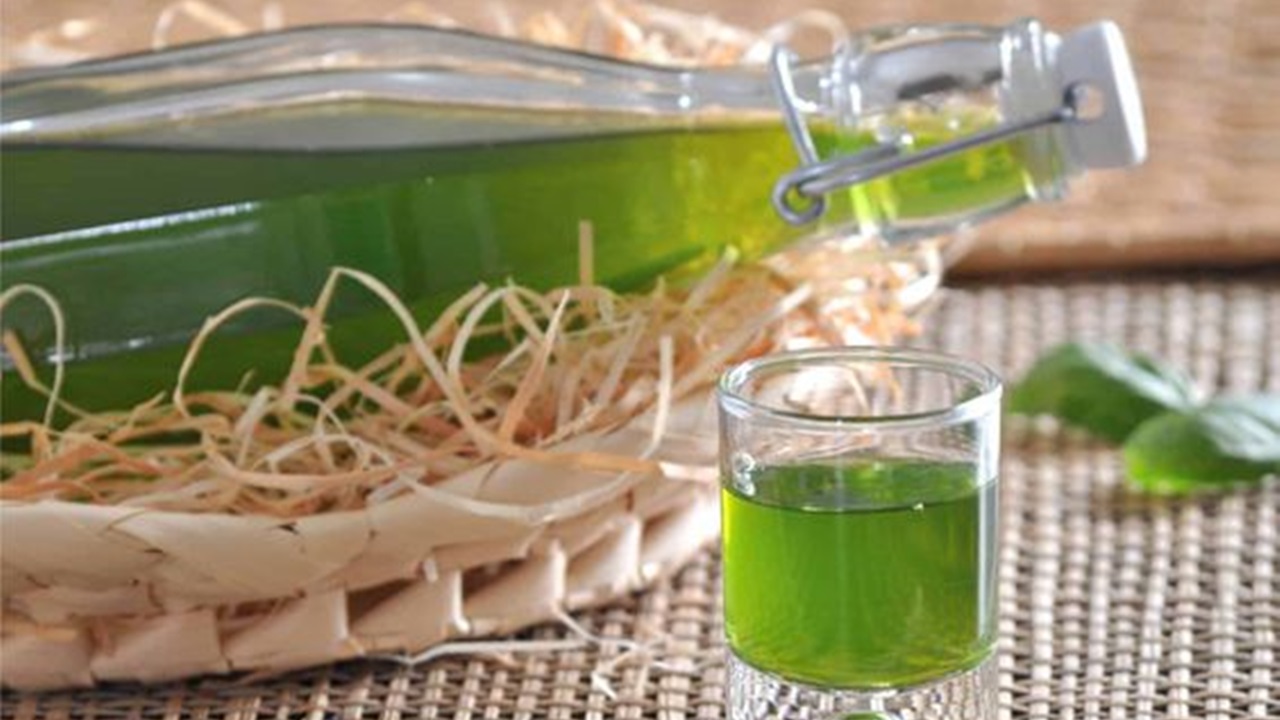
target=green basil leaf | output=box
[1009,342,1198,443]
[1123,395,1280,494]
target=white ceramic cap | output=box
[1055,21,1148,169]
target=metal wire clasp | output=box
[768,46,1086,226]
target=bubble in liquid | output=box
[731,452,758,496]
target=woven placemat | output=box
[4,267,1277,719]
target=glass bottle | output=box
[0,18,1144,420]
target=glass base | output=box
[726,652,998,720]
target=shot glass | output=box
[718,347,1002,720]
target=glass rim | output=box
[718,346,1002,431]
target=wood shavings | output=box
[0,232,931,516]
[152,0,253,50]
[373,637,587,667]
[369,606,678,702]
[0,285,67,429]
[6,0,850,71]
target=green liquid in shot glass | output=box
[721,460,998,689]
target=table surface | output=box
[5,266,1278,719]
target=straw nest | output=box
[0,228,940,689]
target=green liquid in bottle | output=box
[1,103,1034,421]
[721,460,998,689]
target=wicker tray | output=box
[6,267,1277,718]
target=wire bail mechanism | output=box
[768,46,1086,226]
